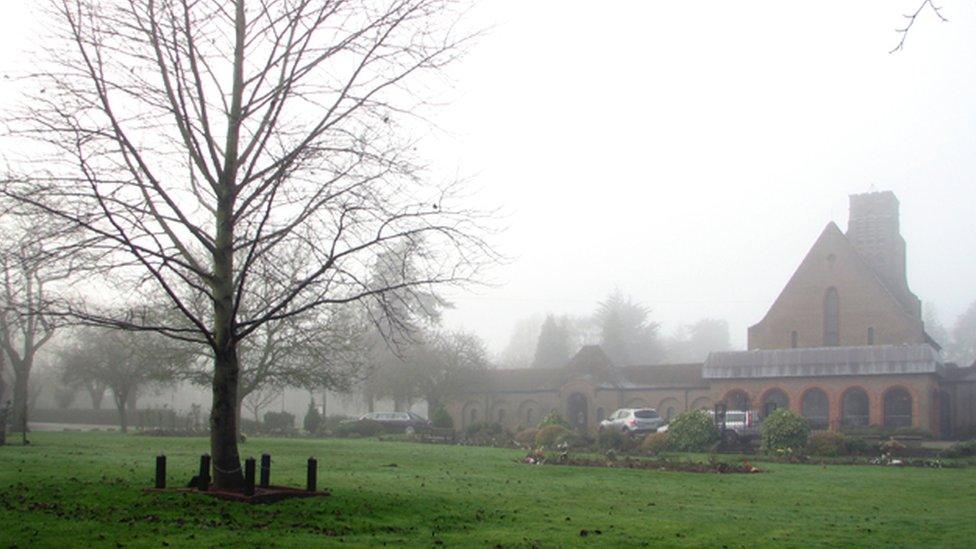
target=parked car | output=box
[349,411,431,434]
[711,409,761,442]
[599,408,663,436]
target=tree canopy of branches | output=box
[594,289,663,366]
[3,0,490,488]
[184,303,370,423]
[664,318,732,363]
[367,329,488,417]
[60,326,192,432]
[0,213,85,436]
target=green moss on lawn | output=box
[1,433,975,547]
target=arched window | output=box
[725,390,750,411]
[841,388,869,427]
[525,408,534,427]
[867,327,875,345]
[596,407,605,423]
[666,407,676,422]
[824,287,840,346]
[884,388,913,428]
[801,388,829,430]
[469,408,478,425]
[762,389,789,417]
[791,330,798,348]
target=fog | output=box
[2,1,975,421]
[418,1,976,355]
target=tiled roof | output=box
[466,346,705,394]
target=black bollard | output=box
[244,457,256,496]
[259,453,271,488]
[306,457,317,493]
[198,454,211,492]
[155,455,166,489]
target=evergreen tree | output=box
[532,315,571,369]
[303,398,322,435]
[594,289,663,365]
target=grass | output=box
[1,433,975,547]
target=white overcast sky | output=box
[2,2,974,357]
[429,0,976,354]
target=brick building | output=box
[447,191,975,438]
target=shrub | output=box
[335,418,385,437]
[840,425,932,440]
[514,427,538,447]
[303,400,322,434]
[263,411,295,434]
[942,440,976,458]
[761,409,810,454]
[464,421,502,438]
[641,432,670,455]
[879,439,907,457]
[240,418,260,435]
[890,427,932,439]
[806,431,846,457]
[430,405,454,429]
[843,436,875,456]
[539,410,571,429]
[556,431,588,449]
[463,422,512,446]
[535,424,572,449]
[667,410,720,452]
[320,414,352,435]
[597,429,636,452]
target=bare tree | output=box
[242,386,282,426]
[366,329,488,417]
[0,215,81,437]
[3,0,490,488]
[60,326,191,432]
[183,301,370,427]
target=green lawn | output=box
[1,433,974,547]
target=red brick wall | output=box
[748,224,925,350]
[708,374,939,434]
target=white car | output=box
[599,408,663,436]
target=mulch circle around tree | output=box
[145,485,331,504]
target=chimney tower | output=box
[846,191,920,318]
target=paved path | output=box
[28,422,118,432]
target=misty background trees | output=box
[58,327,194,432]
[926,302,976,368]
[500,290,735,369]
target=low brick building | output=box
[447,191,975,438]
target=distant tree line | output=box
[501,289,732,369]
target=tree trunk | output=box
[207,0,246,492]
[235,396,246,441]
[11,369,28,434]
[0,350,7,404]
[210,349,244,489]
[115,394,128,433]
[88,384,105,410]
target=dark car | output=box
[355,411,430,434]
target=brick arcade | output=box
[447,192,976,438]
